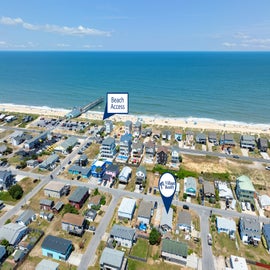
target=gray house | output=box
[240,135,255,150]
[39,154,59,170]
[162,130,171,141]
[203,181,215,198]
[0,170,13,190]
[137,201,152,225]
[145,141,156,159]
[136,166,147,184]
[0,223,28,246]
[177,211,192,232]
[161,239,188,265]
[100,137,116,159]
[100,247,127,270]
[239,217,261,244]
[208,132,218,144]
[124,120,132,134]
[258,138,268,152]
[196,133,207,144]
[16,209,36,226]
[110,224,136,248]
[62,213,86,236]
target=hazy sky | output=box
[1,0,270,51]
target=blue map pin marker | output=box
[159,172,176,213]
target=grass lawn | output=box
[128,258,187,270]
[0,191,16,204]
[20,177,40,197]
[130,238,149,259]
[1,261,14,270]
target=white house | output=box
[118,166,132,184]
[110,224,136,248]
[160,208,173,232]
[118,197,136,220]
[216,217,236,239]
[230,255,248,270]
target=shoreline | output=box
[0,103,270,135]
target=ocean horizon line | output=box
[1,103,270,129]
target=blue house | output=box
[263,223,270,252]
[68,165,91,178]
[91,160,107,178]
[41,235,73,261]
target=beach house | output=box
[156,146,168,165]
[133,121,141,137]
[44,182,66,198]
[203,181,215,198]
[119,133,132,158]
[90,160,107,178]
[258,195,270,211]
[185,130,194,145]
[239,217,261,244]
[24,131,48,150]
[216,217,236,239]
[141,128,152,137]
[35,259,59,270]
[161,239,188,266]
[39,154,59,170]
[61,213,86,236]
[40,199,54,211]
[16,209,36,226]
[118,197,136,220]
[216,181,234,201]
[235,175,256,202]
[100,247,127,270]
[68,186,89,209]
[131,141,144,163]
[219,133,236,147]
[137,201,153,225]
[175,131,182,141]
[110,224,136,248]
[68,165,92,178]
[136,166,147,184]
[162,130,171,141]
[171,146,180,164]
[160,208,173,232]
[0,223,28,246]
[263,223,270,252]
[41,235,73,261]
[240,135,256,150]
[0,170,13,190]
[184,177,197,197]
[145,141,156,160]
[196,133,207,144]
[105,120,113,134]
[177,211,192,232]
[124,120,132,134]
[257,138,268,152]
[208,132,218,144]
[230,255,248,270]
[100,137,116,159]
[54,136,77,154]
[118,166,132,184]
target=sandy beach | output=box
[1,103,270,135]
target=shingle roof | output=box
[110,224,136,241]
[136,166,146,175]
[161,239,188,257]
[16,209,35,224]
[44,181,65,192]
[35,259,59,270]
[53,201,64,211]
[41,235,72,255]
[62,213,85,226]
[40,199,54,206]
[102,137,115,146]
[100,247,124,268]
[0,223,27,245]
[203,181,215,195]
[69,186,89,203]
[138,201,152,219]
[177,211,192,226]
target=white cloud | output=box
[233,32,250,40]
[83,44,103,49]
[0,41,7,45]
[0,16,111,37]
[57,43,70,47]
[222,42,237,47]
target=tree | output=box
[66,146,73,154]
[100,195,106,205]
[215,189,220,202]
[8,184,23,200]
[149,228,161,245]
[183,193,188,200]
[93,188,100,196]
[62,204,79,215]
[0,239,9,247]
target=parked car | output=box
[183,204,189,210]
[207,234,212,245]
[246,202,251,211]
[233,155,240,159]
[154,201,158,209]
[241,202,246,211]
[265,166,270,171]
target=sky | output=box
[1,0,270,51]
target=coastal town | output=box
[0,108,270,270]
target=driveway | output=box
[261,152,270,160]
[68,252,83,266]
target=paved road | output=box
[78,195,119,270]
[199,209,215,270]
[0,175,50,226]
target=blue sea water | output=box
[0,51,270,124]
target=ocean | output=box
[0,51,270,124]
